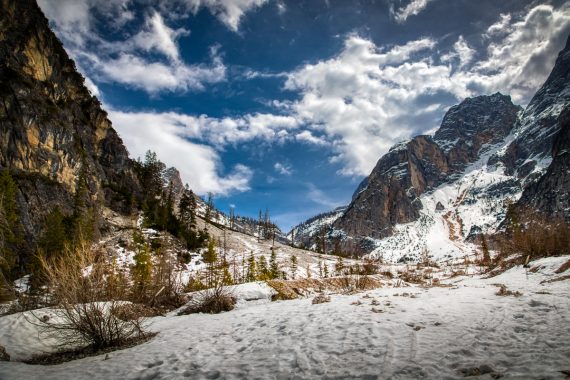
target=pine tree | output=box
[203,239,218,286]
[323,262,329,278]
[246,251,256,282]
[204,192,214,223]
[39,207,67,258]
[318,261,323,278]
[257,255,269,280]
[269,248,279,279]
[132,231,152,300]
[290,255,298,279]
[221,259,233,285]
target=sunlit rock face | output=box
[0,0,141,251]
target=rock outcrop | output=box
[333,94,520,245]
[0,0,141,256]
[517,105,570,220]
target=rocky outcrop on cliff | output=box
[0,0,141,253]
[517,105,570,220]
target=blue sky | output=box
[38,0,570,230]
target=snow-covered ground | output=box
[1,256,568,379]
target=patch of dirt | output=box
[540,275,570,284]
[555,259,570,274]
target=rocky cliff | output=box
[333,94,520,248]
[517,105,570,220]
[0,0,141,256]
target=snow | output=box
[1,256,568,379]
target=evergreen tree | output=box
[204,192,214,223]
[246,251,256,282]
[269,248,279,279]
[323,263,329,278]
[39,207,67,258]
[290,255,298,279]
[132,231,152,299]
[203,239,218,286]
[318,261,323,278]
[257,255,270,280]
[221,259,234,285]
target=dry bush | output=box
[494,209,570,267]
[399,268,425,284]
[495,284,522,297]
[360,259,380,275]
[312,294,331,304]
[178,282,236,315]
[379,271,394,279]
[147,250,188,310]
[31,242,148,350]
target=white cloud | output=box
[469,4,570,102]
[109,109,253,195]
[92,52,225,93]
[184,0,268,32]
[274,162,292,175]
[485,13,512,38]
[130,12,189,62]
[391,0,435,24]
[283,4,570,176]
[38,0,227,94]
[295,131,328,146]
[441,36,476,69]
[84,76,100,97]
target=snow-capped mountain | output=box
[288,206,347,250]
[294,35,570,262]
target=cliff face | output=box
[517,106,570,219]
[0,0,141,250]
[333,94,520,246]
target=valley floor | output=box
[1,256,569,379]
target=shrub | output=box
[178,283,236,315]
[312,294,331,304]
[31,242,147,350]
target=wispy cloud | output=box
[390,0,435,24]
[183,0,269,32]
[274,162,293,176]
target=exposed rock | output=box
[332,94,519,252]
[435,202,445,211]
[497,35,570,181]
[517,105,570,220]
[0,0,141,261]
